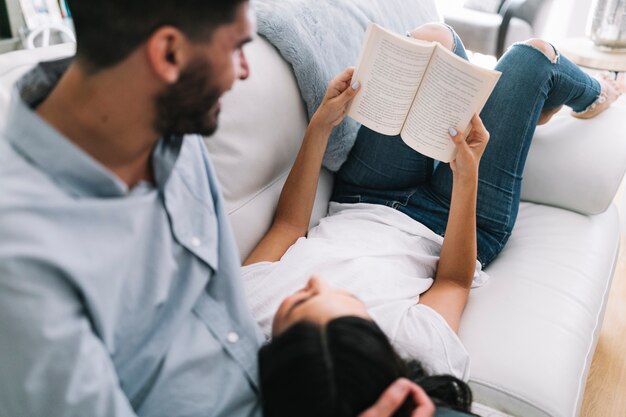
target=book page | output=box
[400,45,501,162]
[348,23,435,136]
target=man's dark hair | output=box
[259,317,476,417]
[67,0,247,71]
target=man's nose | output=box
[238,50,250,80]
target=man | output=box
[0,1,466,416]
[0,1,262,415]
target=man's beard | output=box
[154,56,223,137]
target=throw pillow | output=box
[253,0,441,171]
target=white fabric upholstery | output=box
[203,35,334,258]
[522,103,626,214]
[204,35,310,257]
[461,202,619,417]
[0,30,622,417]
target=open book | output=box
[348,23,501,162]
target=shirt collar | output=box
[4,58,182,198]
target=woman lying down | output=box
[241,23,625,417]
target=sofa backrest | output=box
[0,44,76,132]
[2,39,626,260]
[204,36,333,259]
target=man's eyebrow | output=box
[237,36,253,48]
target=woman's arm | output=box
[243,68,360,266]
[420,115,490,332]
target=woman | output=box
[243,23,625,417]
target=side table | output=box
[557,37,626,78]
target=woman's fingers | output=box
[336,66,355,83]
[336,77,360,104]
[325,67,359,106]
[409,384,435,417]
[336,67,360,103]
[357,379,435,417]
[449,115,490,172]
[358,379,412,417]
[449,127,470,153]
[449,124,480,174]
[470,113,490,143]
[328,67,356,95]
[313,68,362,127]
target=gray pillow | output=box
[254,0,441,172]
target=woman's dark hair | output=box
[67,0,248,71]
[259,316,475,417]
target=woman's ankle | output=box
[538,105,563,125]
[571,74,624,119]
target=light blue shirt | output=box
[0,59,264,417]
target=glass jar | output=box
[587,0,626,50]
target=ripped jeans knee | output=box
[510,40,560,64]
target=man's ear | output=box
[146,26,189,84]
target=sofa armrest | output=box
[520,100,626,215]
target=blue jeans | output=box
[332,30,601,267]
[435,408,474,417]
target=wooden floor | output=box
[580,200,626,416]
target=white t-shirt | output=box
[242,202,489,380]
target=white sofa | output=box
[1,38,625,417]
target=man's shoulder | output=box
[0,137,86,258]
[0,137,67,207]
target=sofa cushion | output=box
[461,202,619,417]
[202,35,326,258]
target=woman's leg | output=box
[332,23,468,199]
[418,39,604,266]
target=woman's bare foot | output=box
[571,74,624,119]
[538,105,563,125]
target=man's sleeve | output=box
[0,257,138,417]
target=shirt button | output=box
[227,332,240,344]
[191,237,201,247]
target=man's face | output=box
[154,3,254,137]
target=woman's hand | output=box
[449,113,490,180]
[358,378,435,417]
[311,67,360,130]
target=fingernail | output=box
[352,81,360,90]
[392,380,408,394]
[448,127,457,137]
